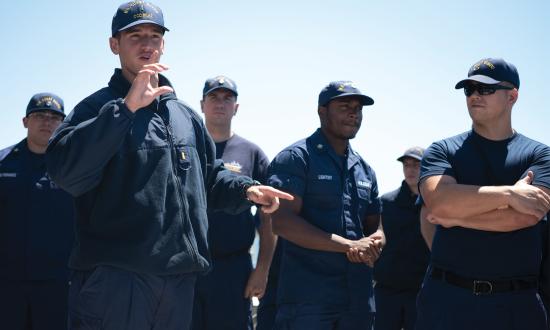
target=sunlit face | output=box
[319,96,363,141]
[401,157,421,188]
[109,24,165,81]
[23,111,64,150]
[201,89,238,127]
[465,82,517,125]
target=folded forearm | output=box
[442,208,540,232]
[423,182,510,219]
[272,213,350,253]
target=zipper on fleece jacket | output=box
[158,107,199,263]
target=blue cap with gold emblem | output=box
[203,75,238,97]
[455,58,520,89]
[318,81,374,107]
[26,92,65,117]
[111,1,169,37]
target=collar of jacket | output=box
[396,180,419,209]
[310,128,361,171]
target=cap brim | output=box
[203,86,238,97]
[454,75,501,89]
[27,108,66,117]
[117,20,169,34]
[397,154,422,162]
[331,93,374,106]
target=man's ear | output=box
[109,37,119,55]
[508,88,519,106]
[233,103,239,116]
[22,117,29,129]
[200,100,205,113]
[318,105,327,118]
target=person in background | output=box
[0,92,74,330]
[192,75,277,330]
[373,146,430,330]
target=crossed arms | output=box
[420,171,550,247]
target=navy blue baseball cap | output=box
[318,81,374,107]
[203,75,238,97]
[26,93,65,117]
[112,1,169,37]
[455,58,520,89]
[397,146,425,162]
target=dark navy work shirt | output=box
[374,181,430,289]
[268,129,381,308]
[420,130,550,279]
[208,134,269,258]
[0,140,74,281]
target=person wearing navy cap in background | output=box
[268,81,385,329]
[0,93,74,330]
[373,146,430,330]
[417,58,550,330]
[191,76,276,330]
[45,2,292,330]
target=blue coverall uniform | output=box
[268,128,381,330]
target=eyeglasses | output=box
[463,83,513,97]
[28,112,64,123]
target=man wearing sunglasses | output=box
[0,93,74,330]
[417,58,550,330]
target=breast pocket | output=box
[357,186,372,217]
[176,147,192,174]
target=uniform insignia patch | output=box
[225,161,242,173]
[357,180,371,188]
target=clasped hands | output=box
[346,235,384,267]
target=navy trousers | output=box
[274,303,374,330]
[68,265,196,330]
[256,277,278,330]
[374,286,418,330]
[191,252,253,330]
[416,277,548,330]
[0,279,69,330]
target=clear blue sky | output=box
[1,0,548,194]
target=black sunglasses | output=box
[463,83,513,97]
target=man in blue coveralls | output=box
[268,81,385,330]
[417,58,550,330]
[0,93,74,330]
[373,146,430,330]
[192,76,277,330]
[45,2,292,330]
